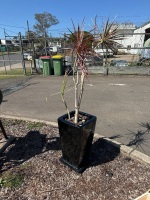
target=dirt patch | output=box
[109,54,140,63]
[0,118,149,200]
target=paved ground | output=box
[0,74,150,156]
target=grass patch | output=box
[2,119,25,126]
[0,52,19,56]
[20,162,31,170]
[0,173,23,188]
[0,75,26,80]
[0,68,31,76]
[27,122,45,130]
[2,119,45,130]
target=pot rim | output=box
[58,110,97,128]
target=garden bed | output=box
[0,118,149,200]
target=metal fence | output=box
[0,31,150,76]
[0,32,29,75]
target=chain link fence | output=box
[1,31,150,76]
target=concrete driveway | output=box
[0,75,150,156]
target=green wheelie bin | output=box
[40,56,53,76]
[52,55,64,76]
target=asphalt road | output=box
[0,53,22,67]
[0,75,150,156]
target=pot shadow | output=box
[90,138,120,167]
[0,131,61,172]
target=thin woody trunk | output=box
[78,71,85,107]
[74,71,79,124]
[74,71,85,124]
[61,94,70,120]
[61,73,70,120]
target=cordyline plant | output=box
[61,18,123,124]
[61,19,94,124]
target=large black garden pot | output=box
[58,111,97,173]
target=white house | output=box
[115,21,150,54]
[0,39,12,45]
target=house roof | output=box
[136,21,150,30]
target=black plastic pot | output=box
[58,111,97,173]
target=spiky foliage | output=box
[67,30,94,54]
[68,19,94,74]
[95,18,123,53]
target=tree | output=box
[26,30,37,42]
[34,12,59,36]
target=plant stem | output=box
[61,94,70,120]
[78,71,85,107]
[61,73,70,120]
[74,70,79,124]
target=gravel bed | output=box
[0,118,149,200]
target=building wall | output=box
[1,39,12,45]
[117,22,150,54]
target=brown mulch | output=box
[0,118,149,200]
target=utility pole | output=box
[27,20,36,73]
[27,20,30,36]
[4,29,11,70]
[27,20,33,73]
[62,33,66,54]
[19,32,26,75]
[44,32,47,56]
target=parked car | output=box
[24,49,42,60]
[110,60,128,67]
[85,56,94,66]
[23,48,52,60]
[84,55,103,66]
[94,48,113,57]
[49,46,57,53]
[57,47,62,53]
[41,46,58,54]
[40,47,52,56]
[23,49,34,60]
[93,56,103,66]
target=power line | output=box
[0,27,18,35]
[0,23,26,29]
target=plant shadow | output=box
[45,136,61,151]
[108,134,122,140]
[126,122,150,153]
[0,131,61,172]
[90,138,120,167]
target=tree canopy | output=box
[34,12,59,36]
[26,30,37,42]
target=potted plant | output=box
[58,19,97,173]
[58,18,122,173]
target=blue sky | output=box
[1,0,150,39]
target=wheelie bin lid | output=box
[40,56,51,59]
[52,55,63,59]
